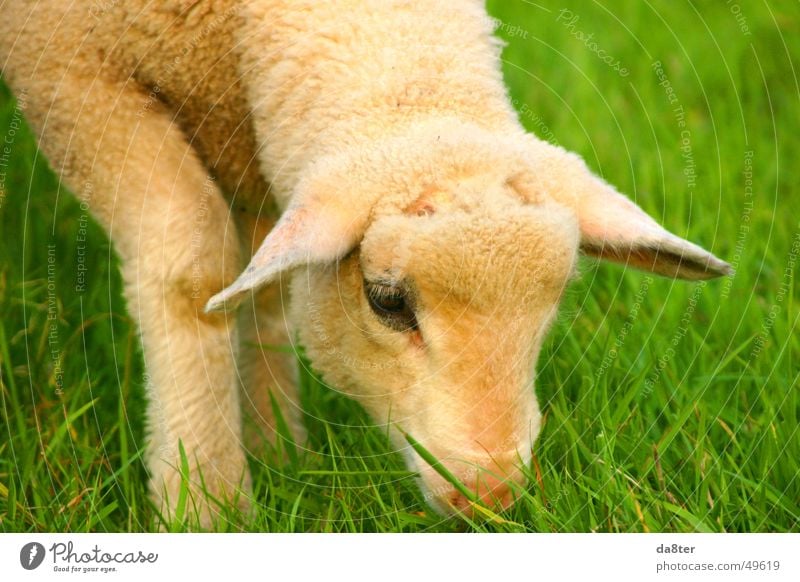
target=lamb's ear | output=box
[575,177,732,279]
[205,197,368,313]
[521,147,731,280]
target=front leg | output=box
[14,67,252,528]
[122,158,250,528]
[133,227,251,528]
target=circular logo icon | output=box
[19,542,46,570]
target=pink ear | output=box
[576,177,731,280]
[518,143,731,280]
[577,178,731,280]
[205,199,367,312]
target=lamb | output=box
[0,0,730,525]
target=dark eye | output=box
[364,281,418,332]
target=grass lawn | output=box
[1,1,798,532]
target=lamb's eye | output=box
[365,281,418,332]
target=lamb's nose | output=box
[444,460,524,514]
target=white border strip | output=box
[1,533,798,581]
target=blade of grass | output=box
[403,431,477,505]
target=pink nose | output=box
[438,458,525,515]
[447,472,516,513]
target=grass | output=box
[1,0,798,532]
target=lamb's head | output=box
[330,199,577,516]
[207,122,730,516]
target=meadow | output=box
[1,1,798,532]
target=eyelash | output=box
[367,284,404,302]
[364,281,419,332]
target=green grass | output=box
[1,1,798,532]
